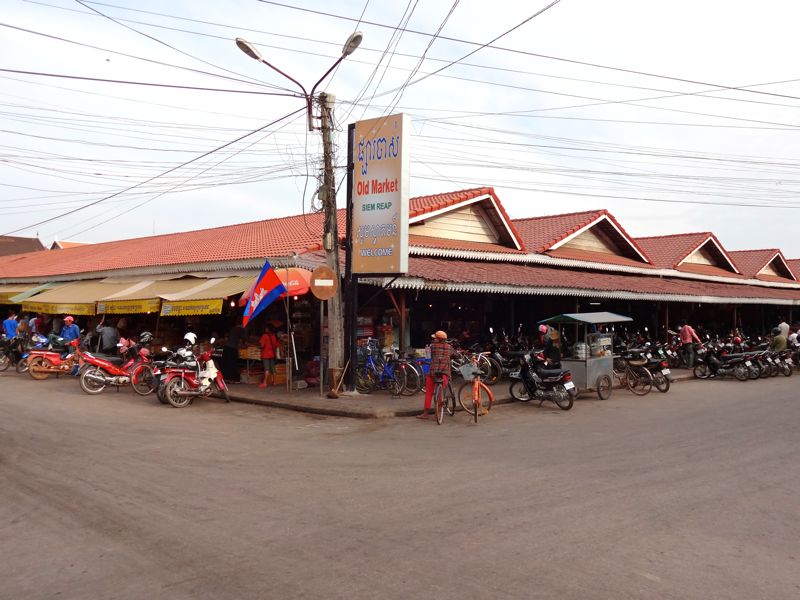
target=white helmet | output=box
[183,332,197,345]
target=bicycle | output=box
[457,357,495,424]
[355,339,406,395]
[612,354,653,396]
[431,371,456,425]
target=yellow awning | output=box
[97,278,215,314]
[22,280,141,315]
[159,277,250,317]
[0,284,37,304]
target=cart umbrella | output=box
[538,312,633,326]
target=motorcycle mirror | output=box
[209,337,216,345]
[161,346,169,353]
[644,326,648,332]
[489,327,494,334]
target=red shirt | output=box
[679,325,700,344]
[259,333,279,359]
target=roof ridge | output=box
[410,186,491,201]
[635,231,711,240]
[511,208,605,223]
[728,248,780,254]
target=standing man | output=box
[3,311,18,339]
[679,320,702,368]
[777,316,790,339]
[418,330,453,420]
[95,316,120,354]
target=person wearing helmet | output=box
[184,332,197,346]
[769,327,787,352]
[139,331,154,345]
[95,315,120,354]
[536,324,549,348]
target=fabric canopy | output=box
[0,283,41,304]
[160,276,251,316]
[239,268,312,307]
[538,312,633,325]
[22,280,141,315]
[97,278,213,314]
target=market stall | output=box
[538,311,633,400]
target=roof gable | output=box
[728,249,796,281]
[635,232,739,274]
[408,187,524,250]
[514,210,651,265]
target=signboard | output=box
[97,298,161,315]
[21,302,95,316]
[352,113,410,274]
[161,298,223,317]
[310,265,338,300]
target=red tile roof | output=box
[727,249,795,281]
[404,257,800,302]
[0,212,338,278]
[0,236,45,257]
[634,232,711,269]
[409,234,524,255]
[675,264,744,279]
[51,240,90,250]
[512,209,652,264]
[545,247,656,269]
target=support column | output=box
[398,290,406,352]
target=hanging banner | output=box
[97,298,162,315]
[352,113,410,274]
[161,298,223,317]
[22,301,95,316]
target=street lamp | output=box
[235,32,363,386]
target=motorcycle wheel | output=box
[552,384,574,410]
[748,364,760,380]
[130,364,155,396]
[653,371,670,393]
[16,357,28,374]
[693,363,710,379]
[216,381,231,402]
[156,381,169,404]
[596,375,612,400]
[733,363,749,382]
[28,357,50,380]
[769,363,779,377]
[166,378,192,408]
[780,363,792,377]
[80,367,107,395]
[0,352,10,372]
[509,380,531,402]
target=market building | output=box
[1,187,799,382]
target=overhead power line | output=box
[1,107,305,236]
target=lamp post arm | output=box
[310,54,346,99]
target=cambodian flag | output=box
[242,259,287,327]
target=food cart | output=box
[538,311,633,400]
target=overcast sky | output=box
[3,0,800,257]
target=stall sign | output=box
[98,298,161,314]
[352,113,410,274]
[21,302,95,316]
[161,298,223,317]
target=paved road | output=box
[1,372,798,600]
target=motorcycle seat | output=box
[627,358,647,366]
[538,368,565,378]
[94,354,125,366]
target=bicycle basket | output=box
[458,363,482,379]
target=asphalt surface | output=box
[1,373,798,599]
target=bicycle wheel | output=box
[399,363,421,395]
[0,351,10,372]
[355,366,376,393]
[434,383,444,425]
[457,381,477,415]
[596,375,612,400]
[388,364,407,396]
[477,355,498,386]
[627,366,652,395]
[445,382,456,416]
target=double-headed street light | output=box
[235,32,363,384]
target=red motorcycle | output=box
[162,339,229,407]
[79,338,154,396]
[28,339,82,380]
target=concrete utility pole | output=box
[234,33,363,384]
[318,92,343,372]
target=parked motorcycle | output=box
[1,334,48,373]
[28,339,82,379]
[508,351,576,410]
[78,332,154,396]
[162,336,230,408]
